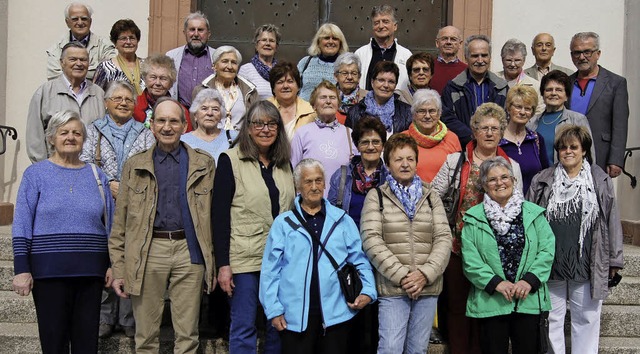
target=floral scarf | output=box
[406,121,448,149]
[483,188,524,236]
[364,91,395,131]
[314,117,340,130]
[352,158,382,194]
[251,54,276,82]
[339,87,360,114]
[547,159,598,257]
[386,173,423,220]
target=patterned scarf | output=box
[406,121,448,149]
[364,91,395,131]
[106,116,134,172]
[339,87,360,114]
[547,159,598,257]
[386,173,423,220]
[352,158,382,194]
[251,54,277,82]
[116,55,142,95]
[483,188,524,236]
[314,117,340,130]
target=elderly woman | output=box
[346,61,412,134]
[181,88,238,162]
[333,53,368,124]
[398,52,436,105]
[497,39,544,114]
[267,61,316,140]
[196,46,259,130]
[213,101,295,353]
[527,70,595,164]
[360,133,452,354]
[80,81,154,338]
[402,89,461,182]
[462,157,554,354]
[94,19,145,95]
[297,23,349,101]
[239,24,282,99]
[12,110,114,353]
[499,85,550,193]
[260,158,377,354]
[133,53,193,131]
[291,80,355,197]
[431,102,522,354]
[526,125,624,354]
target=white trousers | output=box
[548,280,602,354]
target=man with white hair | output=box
[46,2,115,81]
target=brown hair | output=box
[554,125,593,164]
[383,133,419,165]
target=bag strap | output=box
[336,165,347,208]
[95,131,103,168]
[375,187,384,212]
[89,163,107,226]
[291,207,341,271]
[447,152,465,215]
[226,129,233,145]
[300,56,313,84]
[345,127,354,159]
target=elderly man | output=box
[166,11,216,108]
[355,5,412,91]
[46,2,115,81]
[28,42,105,163]
[430,26,467,95]
[496,39,545,113]
[524,33,573,80]
[568,32,629,178]
[441,34,508,147]
[109,97,215,353]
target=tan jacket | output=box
[267,96,317,140]
[109,144,215,296]
[360,182,452,297]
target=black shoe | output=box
[122,326,135,338]
[99,324,113,339]
[429,328,443,344]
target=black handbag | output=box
[441,152,465,229]
[537,292,550,354]
[292,208,363,303]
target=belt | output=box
[152,229,186,240]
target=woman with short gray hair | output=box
[333,52,368,124]
[239,24,282,99]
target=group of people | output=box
[12,2,629,354]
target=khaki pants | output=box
[131,238,204,354]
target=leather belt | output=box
[152,229,186,240]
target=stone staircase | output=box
[2,224,639,353]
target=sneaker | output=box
[98,324,113,338]
[429,328,443,344]
[122,326,136,338]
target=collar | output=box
[184,44,209,57]
[466,70,488,85]
[69,31,90,46]
[61,74,88,92]
[371,38,396,51]
[154,144,183,163]
[437,55,460,64]
[299,197,327,218]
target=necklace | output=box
[506,129,526,155]
[541,110,563,125]
[473,150,495,165]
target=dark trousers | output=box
[32,277,103,354]
[440,253,481,354]
[280,313,351,354]
[478,312,540,354]
[347,302,378,354]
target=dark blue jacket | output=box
[345,93,412,133]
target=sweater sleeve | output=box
[12,170,38,275]
[212,153,236,268]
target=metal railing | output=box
[0,124,17,155]
[623,147,640,188]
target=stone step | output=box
[598,337,640,354]
[620,244,640,278]
[605,276,640,305]
[600,304,640,337]
[0,290,36,323]
[0,260,14,291]
[0,225,11,261]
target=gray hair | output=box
[253,24,281,45]
[371,5,397,23]
[60,41,88,60]
[464,34,492,59]
[183,11,210,31]
[478,156,515,191]
[64,2,93,19]
[307,23,349,56]
[501,38,527,59]
[212,46,242,65]
[411,89,442,114]
[104,81,135,100]
[189,88,226,129]
[140,53,177,84]
[45,110,86,155]
[293,158,326,190]
[153,97,187,124]
[571,32,600,50]
[334,52,361,74]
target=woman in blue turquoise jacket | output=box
[461,156,555,354]
[260,159,376,354]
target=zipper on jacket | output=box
[301,241,312,331]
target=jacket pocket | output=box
[231,223,266,259]
[194,186,211,210]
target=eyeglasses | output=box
[476,126,501,134]
[503,58,524,65]
[510,104,533,114]
[108,96,134,104]
[258,38,277,44]
[252,120,278,131]
[415,109,439,117]
[338,71,359,77]
[374,77,397,86]
[117,36,138,43]
[486,175,513,186]
[570,49,598,59]
[437,36,460,43]
[411,67,431,74]
[358,139,383,148]
[146,75,171,84]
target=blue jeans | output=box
[377,295,438,354]
[229,272,280,354]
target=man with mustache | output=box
[524,33,573,81]
[166,11,216,108]
[567,32,629,178]
[430,26,467,95]
[441,34,509,148]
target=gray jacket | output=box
[524,62,573,81]
[526,164,624,300]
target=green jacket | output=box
[461,201,555,318]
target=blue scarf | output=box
[364,91,395,131]
[385,173,423,220]
[251,54,277,82]
[106,116,134,170]
[314,117,340,130]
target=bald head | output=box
[531,33,556,66]
[436,26,463,61]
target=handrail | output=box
[622,147,640,188]
[0,124,18,155]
